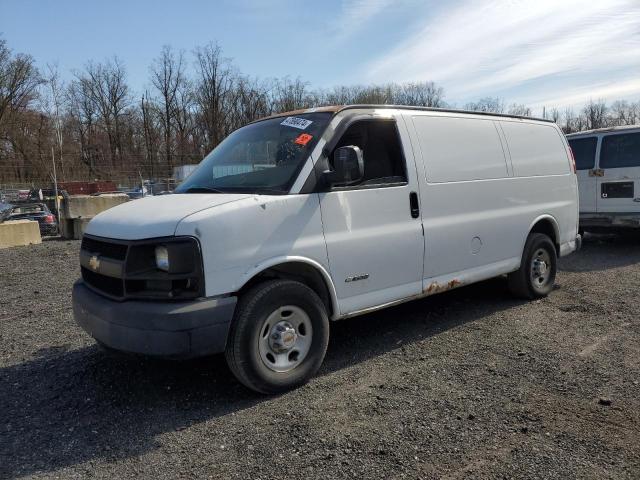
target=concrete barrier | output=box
[63,194,129,219]
[70,218,92,240]
[0,220,42,249]
[59,218,73,240]
[60,193,129,239]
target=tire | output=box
[96,340,124,357]
[508,233,557,299]
[225,279,330,394]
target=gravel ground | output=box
[1,235,639,479]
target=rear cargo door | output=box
[596,131,640,213]
[568,136,598,213]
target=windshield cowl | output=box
[181,185,288,195]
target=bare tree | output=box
[395,81,445,107]
[105,58,129,165]
[75,58,129,167]
[173,77,196,165]
[547,107,561,124]
[464,97,505,113]
[610,100,639,126]
[41,64,66,178]
[150,45,185,175]
[227,76,271,130]
[67,78,98,174]
[272,77,311,112]
[194,42,234,150]
[0,38,42,129]
[507,103,531,116]
[140,91,159,177]
[322,85,356,105]
[582,99,608,130]
[5,34,640,188]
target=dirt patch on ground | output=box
[1,234,639,479]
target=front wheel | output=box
[508,233,557,299]
[225,279,330,394]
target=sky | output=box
[1,0,639,114]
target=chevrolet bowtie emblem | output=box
[89,255,101,271]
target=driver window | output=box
[332,120,407,187]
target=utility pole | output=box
[138,169,145,197]
[48,65,66,180]
[51,147,60,220]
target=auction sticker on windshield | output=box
[281,117,313,130]
[294,133,313,146]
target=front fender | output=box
[239,256,340,320]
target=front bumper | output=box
[72,280,237,358]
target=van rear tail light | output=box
[568,147,577,174]
[44,214,55,223]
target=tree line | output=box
[1,37,638,186]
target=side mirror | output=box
[324,145,364,187]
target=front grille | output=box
[81,236,128,260]
[81,267,124,297]
[80,234,203,301]
[81,235,128,299]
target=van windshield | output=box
[175,113,331,195]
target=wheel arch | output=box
[237,257,339,320]
[526,214,560,254]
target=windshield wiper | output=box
[181,186,225,194]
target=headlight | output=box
[155,245,170,271]
[125,238,204,299]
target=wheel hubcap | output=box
[258,306,313,373]
[531,248,552,288]
[269,321,298,353]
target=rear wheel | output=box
[225,279,329,394]
[508,233,557,299]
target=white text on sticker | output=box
[281,117,313,130]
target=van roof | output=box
[254,104,554,124]
[566,124,640,137]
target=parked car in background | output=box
[567,125,640,233]
[1,202,59,236]
[73,105,580,394]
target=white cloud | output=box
[365,0,640,106]
[525,78,640,111]
[332,0,394,41]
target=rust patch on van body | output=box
[425,279,462,294]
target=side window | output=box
[600,132,640,169]
[331,120,407,187]
[568,137,597,170]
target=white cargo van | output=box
[567,126,640,231]
[73,105,580,393]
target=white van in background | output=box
[567,126,640,232]
[73,105,580,393]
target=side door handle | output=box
[409,191,420,218]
